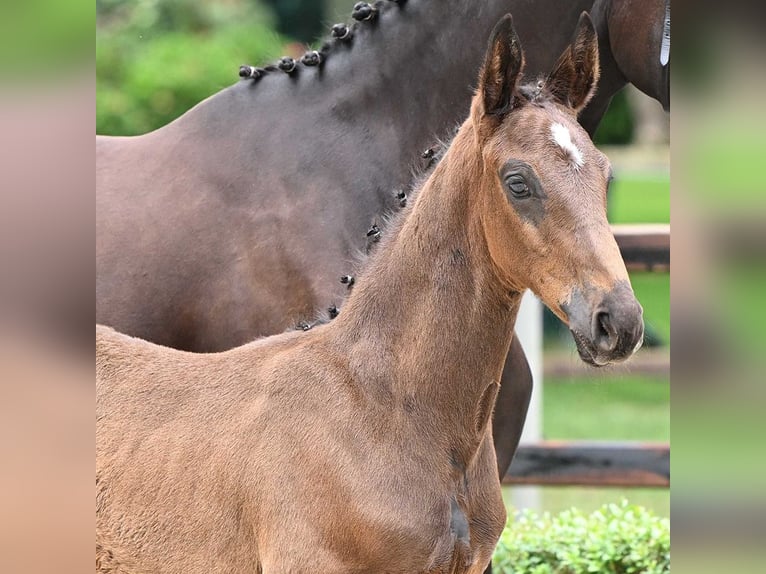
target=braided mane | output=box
[239,1,405,82]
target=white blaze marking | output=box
[550,122,584,168]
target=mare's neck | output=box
[331,124,520,458]
[311,0,514,149]
[170,1,593,205]
[181,1,515,178]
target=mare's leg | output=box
[491,334,533,480]
[483,334,533,574]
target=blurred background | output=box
[3,0,766,573]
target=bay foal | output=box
[97,14,643,574]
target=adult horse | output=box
[96,0,668,479]
[580,0,670,134]
[97,14,644,572]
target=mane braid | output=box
[290,128,451,332]
[238,0,404,85]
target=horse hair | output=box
[239,0,403,83]
[289,131,451,331]
[289,81,552,332]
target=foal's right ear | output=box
[478,14,525,119]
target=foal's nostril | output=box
[593,310,618,353]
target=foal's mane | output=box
[293,81,553,332]
[239,1,405,84]
[292,133,449,332]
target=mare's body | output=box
[580,0,670,133]
[97,15,645,573]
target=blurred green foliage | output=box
[544,376,669,441]
[97,0,286,135]
[493,501,670,574]
[594,90,635,146]
[0,0,93,77]
[263,0,325,43]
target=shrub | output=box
[97,0,286,135]
[493,500,669,574]
[593,89,635,146]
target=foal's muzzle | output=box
[565,282,644,367]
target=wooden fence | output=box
[504,442,669,487]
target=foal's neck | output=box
[332,125,520,453]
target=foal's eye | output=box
[505,174,531,198]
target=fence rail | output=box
[504,441,670,488]
[612,223,669,271]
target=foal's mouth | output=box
[570,327,645,367]
[570,329,608,367]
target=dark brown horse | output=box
[97,14,644,572]
[96,0,668,486]
[579,0,670,134]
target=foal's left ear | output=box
[545,12,600,113]
[478,14,524,119]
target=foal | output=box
[97,13,643,574]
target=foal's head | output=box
[470,14,643,366]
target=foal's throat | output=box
[332,128,521,443]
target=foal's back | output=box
[97,326,300,572]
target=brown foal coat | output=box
[97,14,642,574]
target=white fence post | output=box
[511,290,543,511]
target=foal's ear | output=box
[478,14,524,119]
[545,12,600,113]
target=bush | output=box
[97,0,287,135]
[493,500,669,574]
[593,89,635,146]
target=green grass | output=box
[502,486,670,519]
[630,273,670,342]
[543,376,669,441]
[608,176,670,224]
